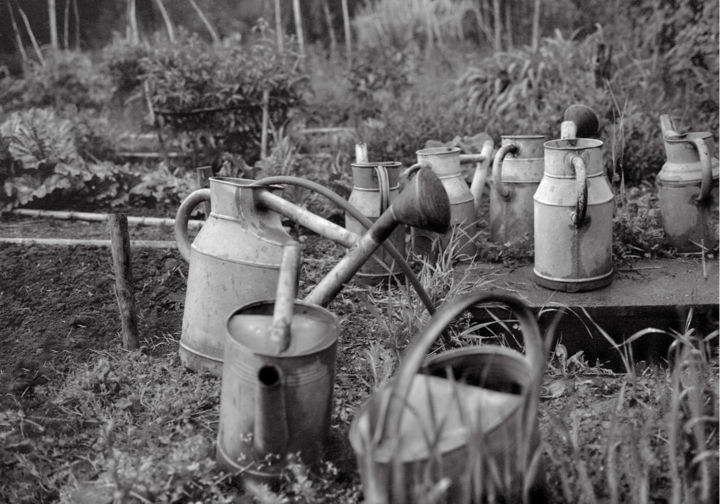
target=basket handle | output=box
[377,290,545,443]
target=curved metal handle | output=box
[569,155,588,227]
[374,164,390,213]
[378,290,544,444]
[492,143,519,200]
[174,188,211,262]
[469,139,495,217]
[691,138,713,204]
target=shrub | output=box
[101,34,150,95]
[142,23,307,166]
[19,50,113,111]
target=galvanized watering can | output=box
[349,291,547,503]
[215,168,451,483]
[411,142,495,260]
[216,241,338,483]
[658,114,719,252]
[346,160,405,284]
[175,168,450,375]
[533,106,615,291]
[489,135,546,245]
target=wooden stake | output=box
[274,0,283,52]
[109,214,139,350]
[48,0,58,51]
[261,89,270,160]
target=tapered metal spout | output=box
[468,139,495,218]
[253,364,289,462]
[305,166,450,307]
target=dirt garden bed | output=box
[0,208,717,503]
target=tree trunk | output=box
[127,0,139,44]
[504,0,513,49]
[274,0,284,52]
[292,0,305,67]
[48,0,58,50]
[531,0,541,52]
[63,0,70,49]
[492,0,502,51]
[321,0,337,59]
[341,0,352,65]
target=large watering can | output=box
[489,135,546,245]
[175,168,450,375]
[411,142,495,260]
[658,115,719,252]
[349,291,547,503]
[533,105,615,292]
[346,159,405,284]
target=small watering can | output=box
[533,105,615,292]
[217,241,338,483]
[411,141,495,260]
[349,291,547,503]
[175,168,450,375]
[489,135,546,245]
[658,114,719,252]
[346,160,405,284]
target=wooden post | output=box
[261,89,270,160]
[321,0,337,59]
[531,0,541,53]
[109,214,139,350]
[492,0,502,51]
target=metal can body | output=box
[346,162,405,283]
[658,131,719,252]
[490,135,545,244]
[177,178,292,375]
[413,146,477,259]
[533,139,614,292]
[217,301,338,483]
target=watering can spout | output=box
[253,364,289,460]
[468,139,496,217]
[394,165,451,235]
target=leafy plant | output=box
[143,22,307,166]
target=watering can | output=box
[175,168,450,375]
[345,160,405,284]
[216,241,338,483]
[533,105,615,291]
[349,291,547,503]
[411,141,495,260]
[658,115,719,252]
[489,135,546,245]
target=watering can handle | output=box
[374,165,391,213]
[569,155,588,227]
[377,291,544,444]
[270,241,301,354]
[492,143,520,200]
[692,138,713,204]
[175,188,211,262]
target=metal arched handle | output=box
[374,164,390,213]
[691,138,713,204]
[175,188,211,262]
[492,143,519,200]
[569,155,588,227]
[378,290,544,444]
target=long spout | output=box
[305,166,450,307]
[253,365,289,462]
[468,139,495,219]
[270,241,301,354]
